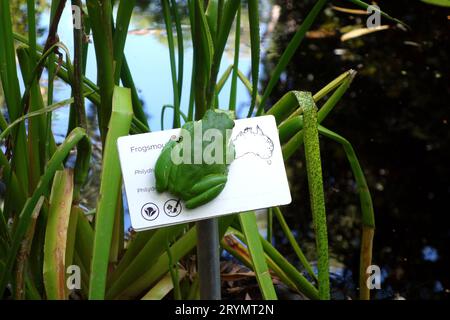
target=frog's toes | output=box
[185,174,227,209]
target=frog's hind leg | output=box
[185,174,227,209]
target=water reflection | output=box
[264,0,449,299]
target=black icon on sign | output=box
[141,202,159,221]
[164,199,182,217]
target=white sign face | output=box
[117,115,291,231]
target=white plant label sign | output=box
[117,115,291,231]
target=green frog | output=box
[154,109,235,209]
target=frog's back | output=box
[163,109,235,200]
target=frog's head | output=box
[203,109,235,131]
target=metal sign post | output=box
[196,218,221,299]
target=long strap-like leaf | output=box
[239,212,278,300]
[0,127,91,297]
[88,86,133,299]
[294,91,330,300]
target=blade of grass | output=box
[86,0,114,141]
[237,69,262,106]
[69,0,87,133]
[106,225,185,299]
[162,0,181,128]
[171,0,184,104]
[44,0,67,106]
[186,275,200,300]
[279,71,356,160]
[111,215,235,299]
[161,105,188,130]
[282,70,356,125]
[0,94,94,142]
[113,0,135,84]
[73,251,89,298]
[106,229,157,287]
[192,0,214,118]
[0,0,30,194]
[74,209,94,289]
[239,212,277,300]
[187,0,196,121]
[273,207,317,282]
[111,226,196,299]
[267,207,273,243]
[216,64,233,94]
[43,169,74,300]
[65,206,80,275]
[109,196,124,265]
[229,4,240,111]
[205,0,219,42]
[293,91,329,299]
[345,0,409,28]
[24,274,42,300]
[0,0,29,120]
[17,46,48,191]
[0,126,91,299]
[205,0,240,109]
[44,0,60,163]
[141,270,187,300]
[228,227,319,299]
[221,233,298,292]
[246,0,260,117]
[26,0,37,64]
[120,58,149,129]
[316,125,375,300]
[88,86,133,299]
[27,200,49,296]
[15,196,44,299]
[166,237,182,300]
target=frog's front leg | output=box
[185,174,227,209]
[154,140,177,192]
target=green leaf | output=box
[246,0,260,117]
[43,169,74,300]
[346,0,410,27]
[316,125,375,300]
[113,0,136,84]
[0,127,91,297]
[141,270,187,300]
[421,0,450,7]
[89,86,134,299]
[229,5,240,111]
[239,212,277,300]
[293,92,330,300]
[273,207,317,282]
[86,0,114,139]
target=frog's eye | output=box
[177,136,183,143]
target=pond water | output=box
[2,0,449,300]
[265,0,449,300]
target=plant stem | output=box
[71,0,87,130]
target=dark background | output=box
[262,0,449,299]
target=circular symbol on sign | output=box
[164,199,182,217]
[141,202,159,221]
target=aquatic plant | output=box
[0,0,392,300]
